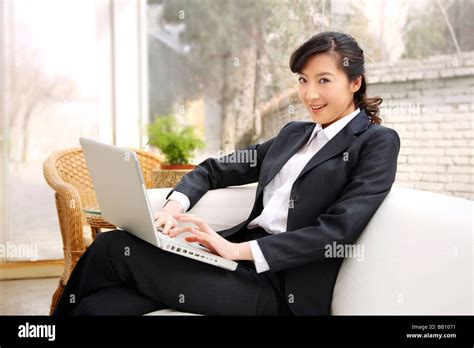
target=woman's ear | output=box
[351,76,362,93]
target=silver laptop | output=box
[79,137,238,271]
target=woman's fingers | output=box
[184,230,208,245]
[154,215,165,229]
[184,229,219,255]
[153,212,177,234]
[168,225,197,238]
[184,231,204,243]
[176,214,204,225]
[162,219,176,235]
[176,214,213,233]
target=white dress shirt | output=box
[167,108,361,273]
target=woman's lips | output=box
[310,104,327,113]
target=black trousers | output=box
[52,228,292,316]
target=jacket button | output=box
[291,193,300,201]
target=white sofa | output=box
[144,184,473,315]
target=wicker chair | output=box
[43,147,161,315]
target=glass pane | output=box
[5,0,100,261]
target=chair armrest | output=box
[43,157,87,253]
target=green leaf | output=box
[147,114,205,165]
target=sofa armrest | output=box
[332,186,473,315]
[146,183,257,232]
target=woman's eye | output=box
[319,78,329,84]
[298,77,307,83]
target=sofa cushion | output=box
[332,186,472,315]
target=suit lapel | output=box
[295,124,355,182]
[260,109,371,191]
[296,109,371,181]
[260,124,314,189]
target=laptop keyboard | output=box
[157,230,210,251]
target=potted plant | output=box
[147,114,205,170]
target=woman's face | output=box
[297,53,361,128]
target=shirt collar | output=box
[307,107,361,143]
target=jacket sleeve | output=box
[165,121,295,211]
[256,127,401,272]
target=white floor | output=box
[0,277,60,315]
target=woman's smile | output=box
[310,104,327,113]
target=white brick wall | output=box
[257,52,474,200]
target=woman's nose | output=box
[306,84,320,100]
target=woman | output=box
[53,31,400,316]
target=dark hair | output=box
[289,31,382,124]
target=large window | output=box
[1,0,149,263]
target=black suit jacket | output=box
[166,108,401,315]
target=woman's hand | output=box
[167,214,243,260]
[153,200,183,234]
[153,211,178,234]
